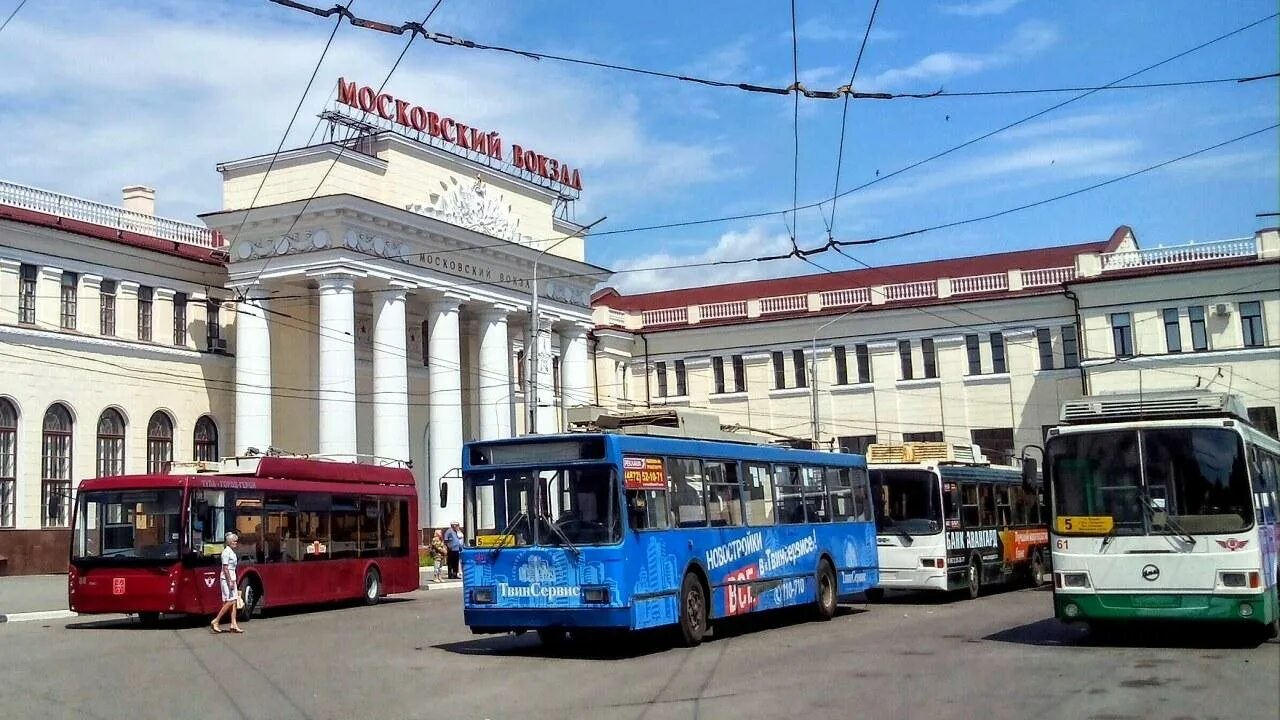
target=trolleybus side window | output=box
[960,483,980,527]
[773,464,806,524]
[800,466,830,522]
[995,486,1012,526]
[669,457,707,528]
[232,492,264,563]
[942,482,958,527]
[851,468,872,521]
[827,468,854,520]
[979,483,996,526]
[705,460,743,527]
[744,462,775,526]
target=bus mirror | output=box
[439,482,449,509]
[1021,458,1038,489]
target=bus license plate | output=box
[112,578,126,595]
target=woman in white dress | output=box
[211,532,243,634]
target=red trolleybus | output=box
[68,455,418,624]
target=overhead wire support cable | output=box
[827,0,881,236]
[0,0,28,38]
[788,0,801,251]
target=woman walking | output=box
[430,529,448,583]
[211,532,243,634]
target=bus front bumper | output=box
[875,567,949,592]
[463,606,634,634]
[1055,590,1276,625]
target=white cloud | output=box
[788,17,900,44]
[938,0,1023,17]
[605,226,815,293]
[0,1,722,223]
[865,20,1057,90]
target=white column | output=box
[316,272,357,458]
[373,283,412,464]
[477,305,516,440]
[533,316,556,434]
[234,287,272,454]
[560,323,592,414]
[428,294,465,527]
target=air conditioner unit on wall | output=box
[1212,302,1233,317]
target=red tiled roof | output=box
[0,204,228,266]
[595,232,1127,312]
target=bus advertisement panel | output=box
[69,456,418,624]
[1044,391,1280,637]
[460,433,878,646]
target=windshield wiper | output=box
[1135,488,1196,546]
[488,511,528,558]
[882,519,913,543]
[539,515,581,557]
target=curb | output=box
[0,610,79,624]
[420,581,463,591]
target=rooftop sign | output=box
[336,77,584,193]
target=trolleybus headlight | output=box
[1239,603,1254,618]
[1219,572,1248,588]
[581,586,610,604]
[1063,602,1080,618]
[1059,572,1090,589]
[472,587,496,604]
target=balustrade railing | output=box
[1021,266,1075,287]
[950,273,1008,295]
[820,287,872,307]
[1100,237,1257,271]
[884,280,936,301]
[699,300,748,320]
[759,294,808,314]
[641,307,688,325]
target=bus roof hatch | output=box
[866,442,988,465]
[1059,390,1249,424]
[566,406,769,444]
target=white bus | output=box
[1040,390,1280,638]
[866,442,1049,601]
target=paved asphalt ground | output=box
[1,585,1276,720]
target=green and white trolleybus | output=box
[1042,390,1280,637]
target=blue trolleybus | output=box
[459,413,878,646]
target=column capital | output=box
[79,274,104,288]
[117,280,140,295]
[153,286,177,301]
[555,321,592,337]
[474,301,521,321]
[427,291,469,313]
[37,265,63,280]
[0,258,22,271]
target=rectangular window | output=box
[826,467,872,522]
[1061,324,1079,368]
[904,431,944,442]
[18,264,37,324]
[921,338,937,379]
[898,340,913,380]
[674,359,687,396]
[60,272,78,330]
[772,351,786,389]
[772,465,806,524]
[743,462,775,526]
[792,349,807,389]
[801,466,830,522]
[1241,301,1264,348]
[970,428,1015,465]
[1037,328,1054,370]
[995,486,1013,526]
[669,457,706,528]
[855,343,871,384]
[965,334,981,375]
[833,345,849,385]
[138,286,153,341]
[704,460,742,527]
[712,356,726,394]
[655,361,668,398]
[99,280,117,337]
[1162,308,1181,353]
[838,435,876,454]
[979,484,996,526]
[990,332,1007,373]
[1248,406,1278,440]
[731,354,746,392]
[1189,306,1208,351]
[206,300,221,346]
[1111,312,1133,358]
[960,484,980,527]
[173,292,188,346]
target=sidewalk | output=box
[1,568,459,623]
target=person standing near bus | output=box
[443,522,463,579]
[430,530,448,583]
[211,532,243,634]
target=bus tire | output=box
[363,567,382,606]
[537,628,568,648]
[965,557,981,600]
[814,560,837,621]
[864,588,885,603]
[137,612,160,627]
[1263,583,1279,641]
[237,576,260,622]
[1029,550,1047,587]
[677,571,708,647]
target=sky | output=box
[0,0,1276,294]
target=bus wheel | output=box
[864,588,885,603]
[237,577,260,622]
[137,612,160,627]
[678,572,707,647]
[814,560,837,621]
[1029,550,1047,587]
[363,567,382,606]
[965,558,981,600]
[537,628,568,648]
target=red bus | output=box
[68,455,418,624]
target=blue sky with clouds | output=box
[0,0,1275,292]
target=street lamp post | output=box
[810,304,868,446]
[527,216,606,435]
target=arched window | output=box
[147,412,174,474]
[193,416,219,463]
[96,409,126,477]
[42,403,73,527]
[0,398,17,528]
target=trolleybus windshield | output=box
[871,469,943,536]
[73,489,184,562]
[1047,427,1253,536]
[466,465,620,548]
